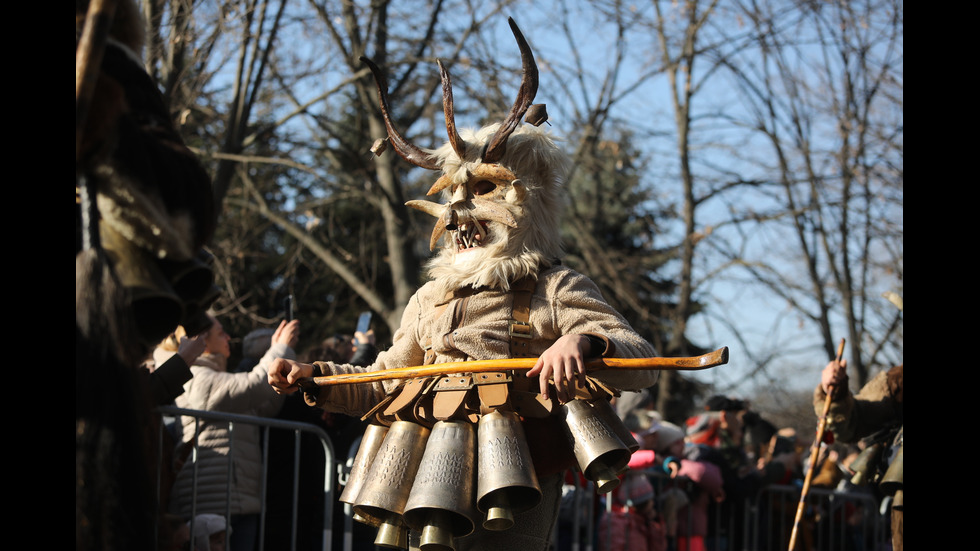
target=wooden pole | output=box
[297,346,729,389]
[788,338,845,551]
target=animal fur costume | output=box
[76,1,218,549]
[273,18,659,551]
[301,118,660,414]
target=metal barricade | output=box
[556,474,596,551]
[747,484,888,551]
[583,470,889,551]
[156,405,336,551]
[152,410,891,551]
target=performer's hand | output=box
[820,358,847,396]
[526,334,590,402]
[268,358,314,395]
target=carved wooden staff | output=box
[297,346,728,389]
[788,338,845,551]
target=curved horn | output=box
[405,199,446,219]
[481,18,539,164]
[361,56,440,170]
[437,60,468,160]
[406,200,451,250]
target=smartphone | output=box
[772,435,795,457]
[284,295,295,321]
[356,311,372,334]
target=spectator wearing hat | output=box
[660,422,724,551]
[625,416,683,472]
[598,472,667,551]
[684,397,790,551]
[622,409,662,463]
[629,421,724,551]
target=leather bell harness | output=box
[365,276,614,427]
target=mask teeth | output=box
[453,223,480,250]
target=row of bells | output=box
[340,398,638,551]
[847,439,903,511]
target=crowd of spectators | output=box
[142,318,898,551]
[599,390,895,551]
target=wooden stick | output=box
[788,338,845,551]
[298,346,728,388]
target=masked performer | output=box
[268,18,658,551]
[815,359,903,551]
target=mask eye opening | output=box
[472,180,497,196]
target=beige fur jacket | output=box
[305,264,658,417]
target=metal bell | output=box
[353,420,431,549]
[99,223,183,344]
[561,399,631,494]
[476,409,541,531]
[879,444,903,496]
[848,442,883,486]
[591,397,640,455]
[340,422,391,523]
[375,519,409,550]
[403,420,478,551]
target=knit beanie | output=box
[615,473,655,506]
[242,328,275,359]
[189,514,229,551]
[653,421,686,454]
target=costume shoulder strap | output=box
[509,276,536,358]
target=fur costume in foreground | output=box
[76,2,217,549]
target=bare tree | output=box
[140,0,523,343]
[705,0,903,389]
[593,0,744,414]
[537,0,901,406]
[138,0,901,400]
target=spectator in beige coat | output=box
[168,315,299,551]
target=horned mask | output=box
[364,18,570,292]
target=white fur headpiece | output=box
[364,18,570,292]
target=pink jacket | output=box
[674,459,724,538]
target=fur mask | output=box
[364,18,570,293]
